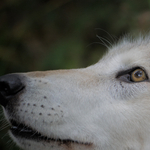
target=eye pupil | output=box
[134,70,143,78]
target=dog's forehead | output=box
[95,38,150,75]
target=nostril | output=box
[0,82,11,96]
[0,74,25,107]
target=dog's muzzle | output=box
[0,74,24,107]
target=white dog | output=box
[1,36,150,150]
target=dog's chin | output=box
[9,120,93,150]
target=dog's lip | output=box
[10,120,92,145]
[10,120,44,140]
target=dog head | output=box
[1,36,150,150]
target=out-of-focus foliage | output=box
[0,0,150,149]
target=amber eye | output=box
[131,69,146,82]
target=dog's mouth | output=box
[10,120,91,145]
[10,120,48,141]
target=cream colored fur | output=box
[3,36,150,150]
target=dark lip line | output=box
[10,120,92,146]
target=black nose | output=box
[0,74,24,107]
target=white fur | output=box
[3,36,150,150]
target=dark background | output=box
[0,0,150,149]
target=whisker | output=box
[1,132,9,139]
[0,119,9,131]
[86,41,109,48]
[96,34,112,49]
[95,28,117,42]
[7,139,15,150]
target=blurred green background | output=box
[0,0,150,149]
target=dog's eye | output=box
[117,67,148,83]
[131,69,146,82]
